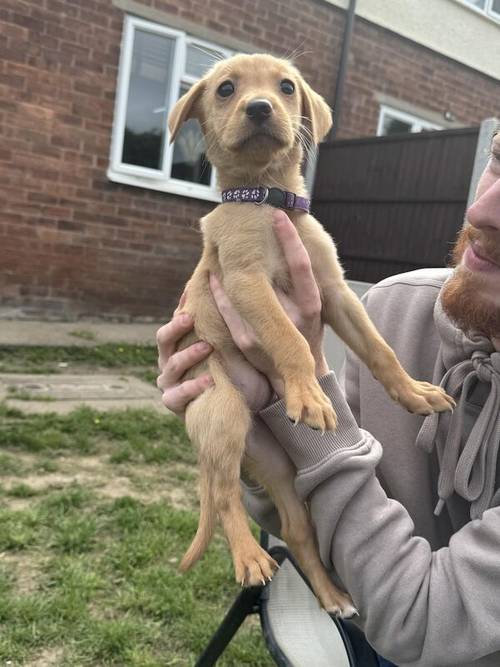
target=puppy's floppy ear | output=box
[299,79,332,144]
[168,79,205,143]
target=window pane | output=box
[382,115,413,135]
[491,0,500,14]
[463,0,486,9]
[186,44,222,78]
[122,29,175,170]
[170,84,212,185]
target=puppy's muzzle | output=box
[246,99,273,124]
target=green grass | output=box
[0,344,158,374]
[0,406,273,666]
[0,404,195,464]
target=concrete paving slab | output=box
[0,320,164,347]
[0,373,165,414]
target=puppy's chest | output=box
[201,205,291,288]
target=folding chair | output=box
[195,532,380,666]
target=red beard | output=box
[441,226,500,339]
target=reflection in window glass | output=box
[122,30,175,169]
[382,116,412,135]
[171,85,211,185]
[491,0,500,15]
[186,44,221,78]
[463,0,487,8]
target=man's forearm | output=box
[256,373,500,667]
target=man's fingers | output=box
[273,210,321,314]
[156,313,194,369]
[157,341,212,390]
[162,374,214,416]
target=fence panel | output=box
[312,128,479,283]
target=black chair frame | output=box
[194,533,375,667]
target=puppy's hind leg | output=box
[244,431,357,618]
[183,357,278,586]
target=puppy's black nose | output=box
[246,99,273,123]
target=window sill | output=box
[107,168,221,203]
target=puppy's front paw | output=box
[389,379,455,416]
[285,376,337,432]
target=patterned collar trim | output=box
[221,186,310,213]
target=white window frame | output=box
[376,105,442,137]
[108,15,232,202]
[456,0,500,23]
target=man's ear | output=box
[299,79,332,144]
[168,79,205,143]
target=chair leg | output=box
[195,585,264,667]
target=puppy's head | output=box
[168,53,332,172]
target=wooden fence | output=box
[312,127,479,283]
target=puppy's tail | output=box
[179,473,217,572]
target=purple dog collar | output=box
[221,186,310,213]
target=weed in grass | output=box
[6,484,38,498]
[170,467,197,484]
[35,459,60,474]
[0,404,24,419]
[109,446,133,464]
[52,516,97,554]
[68,330,97,341]
[43,555,105,600]
[40,485,93,515]
[134,369,157,385]
[85,617,159,664]
[0,452,26,476]
[0,507,39,550]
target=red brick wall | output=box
[0,0,499,319]
[0,0,343,319]
[342,18,500,139]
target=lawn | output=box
[0,345,274,666]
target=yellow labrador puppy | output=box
[167,53,454,616]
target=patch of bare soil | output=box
[0,551,48,595]
[24,646,64,666]
[2,454,199,511]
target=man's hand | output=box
[157,210,329,417]
[157,304,276,415]
[156,312,214,419]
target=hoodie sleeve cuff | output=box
[259,372,376,483]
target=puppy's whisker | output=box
[192,132,217,158]
[281,42,312,64]
[190,44,228,69]
[261,168,290,192]
[298,132,315,159]
[291,116,315,139]
[296,128,314,160]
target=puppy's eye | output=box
[280,79,295,95]
[217,80,234,98]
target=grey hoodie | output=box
[245,268,500,667]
